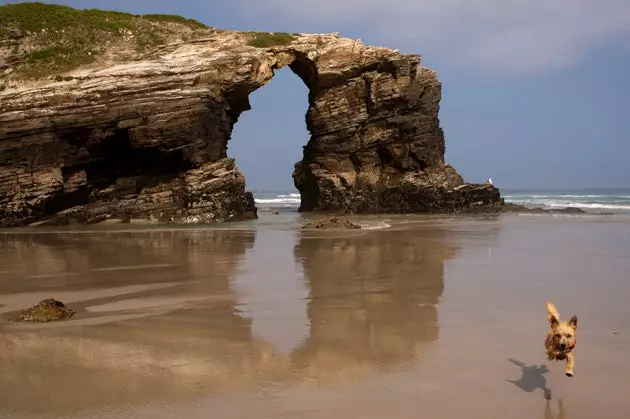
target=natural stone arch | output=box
[225,40,499,215]
[0,31,501,226]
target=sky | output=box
[5,0,630,191]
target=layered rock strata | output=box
[0,16,501,226]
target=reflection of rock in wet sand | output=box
[0,229,258,416]
[291,227,458,381]
[0,229,256,293]
[0,225,458,416]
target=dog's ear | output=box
[546,301,560,325]
[568,315,578,329]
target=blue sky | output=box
[6,0,630,190]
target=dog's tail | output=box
[546,301,560,322]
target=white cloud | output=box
[237,0,630,75]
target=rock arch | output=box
[0,32,501,226]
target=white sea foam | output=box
[504,191,630,214]
[359,221,392,230]
[254,192,301,206]
[547,202,630,210]
[254,198,300,205]
[507,199,630,211]
[505,194,628,199]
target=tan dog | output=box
[545,302,577,377]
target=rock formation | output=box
[302,217,362,230]
[7,299,75,322]
[0,3,502,226]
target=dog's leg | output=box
[565,352,574,377]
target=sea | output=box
[252,189,630,215]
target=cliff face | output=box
[0,6,501,226]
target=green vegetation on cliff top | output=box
[0,3,299,82]
[0,2,206,33]
[246,32,298,48]
[0,2,209,79]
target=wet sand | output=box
[1,213,629,418]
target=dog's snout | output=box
[560,343,566,349]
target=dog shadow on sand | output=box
[506,359,568,418]
[505,358,553,400]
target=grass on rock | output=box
[247,32,297,48]
[1,2,301,80]
[0,2,209,78]
[0,2,206,33]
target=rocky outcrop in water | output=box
[302,217,362,230]
[7,299,75,322]
[0,4,502,226]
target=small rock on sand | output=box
[303,217,361,230]
[7,299,76,322]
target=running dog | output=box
[545,301,578,377]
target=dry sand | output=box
[0,213,629,418]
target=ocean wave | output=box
[507,199,630,211]
[502,189,630,214]
[504,194,630,199]
[548,202,630,210]
[254,191,301,206]
[254,198,300,205]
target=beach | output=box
[1,211,629,419]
